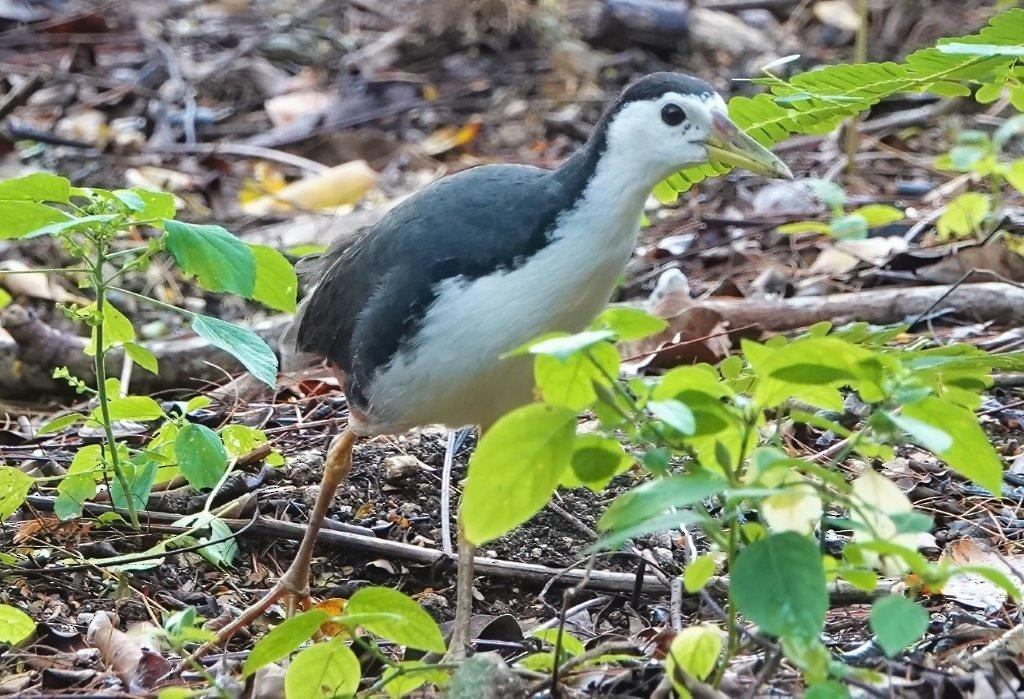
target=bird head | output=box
[598,72,792,183]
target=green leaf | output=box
[805,681,851,699]
[191,314,278,387]
[96,395,165,422]
[0,201,72,239]
[0,466,33,520]
[924,80,972,97]
[110,457,157,512]
[829,214,869,240]
[249,244,298,313]
[535,342,618,410]
[937,42,1024,56]
[648,399,696,435]
[175,423,228,490]
[883,411,952,454]
[902,397,1003,494]
[849,204,904,227]
[84,301,135,356]
[666,626,722,691]
[37,411,85,435]
[975,81,1003,104]
[777,221,832,235]
[195,517,238,568]
[344,586,446,653]
[869,596,929,656]
[562,434,633,492]
[527,330,615,360]
[0,604,35,645]
[55,444,102,519]
[1006,160,1024,195]
[683,553,718,593]
[463,403,577,544]
[532,628,585,657]
[595,306,668,340]
[124,343,159,374]
[380,661,450,698]
[804,179,847,210]
[120,188,175,219]
[936,192,990,240]
[243,609,329,676]
[163,220,256,296]
[598,474,727,534]
[285,639,360,699]
[0,173,71,202]
[732,532,827,639]
[220,424,268,458]
[25,213,115,238]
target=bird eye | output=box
[660,103,686,126]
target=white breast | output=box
[361,162,652,434]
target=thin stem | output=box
[712,415,754,688]
[112,286,190,316]
[844,0,869,175]
[0,267,90,275]
[92,244,140,530]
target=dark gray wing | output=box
[292,163,582,406]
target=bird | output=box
[210,71,791,658]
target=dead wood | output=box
[5,282,1020,398]
[0,305,289,399]
[21,495,886,602]
[697,282,1024,332]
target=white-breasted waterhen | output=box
[214,72,791,658]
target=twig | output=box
[143,142,329,174]
[550,556,597,694]
[4,512,257,575]
[529,596,612,633]
[907,269,973,327]
[22,496,890,601]
[0,70,50,121]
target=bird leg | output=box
[445,509,476,661]
[206,430,358,651]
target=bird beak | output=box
[705,110,793,179]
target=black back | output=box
[292,72,716,409]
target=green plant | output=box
[462,309,1021,693]
[652,8,1024,203]
[774,179,905,239]
[0,173,290,537]
[235,586,451,698]
[934,115,1024,239]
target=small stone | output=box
[383,454,431,482]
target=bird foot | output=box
[170,570,311,675]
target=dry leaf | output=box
[311,597,347,637]
[0,260,85,303]
[813,0,861,31]
[242,160,377,215]
[915,241,1024,284]
[420,118,483,156]
[941,539,1024,613]
[55,109,108,146]
[124,167,196,194]
[761,484,823,535]
[86,612,167,691]
[807,237,908,276]
[264,90,335,128]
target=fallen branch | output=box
[697,282,1024,331]
[8,282,1019,397]
[20,495,889,602]
[0,305,289,398]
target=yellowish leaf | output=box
[242,160,377,215]
[421,118,483,156]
